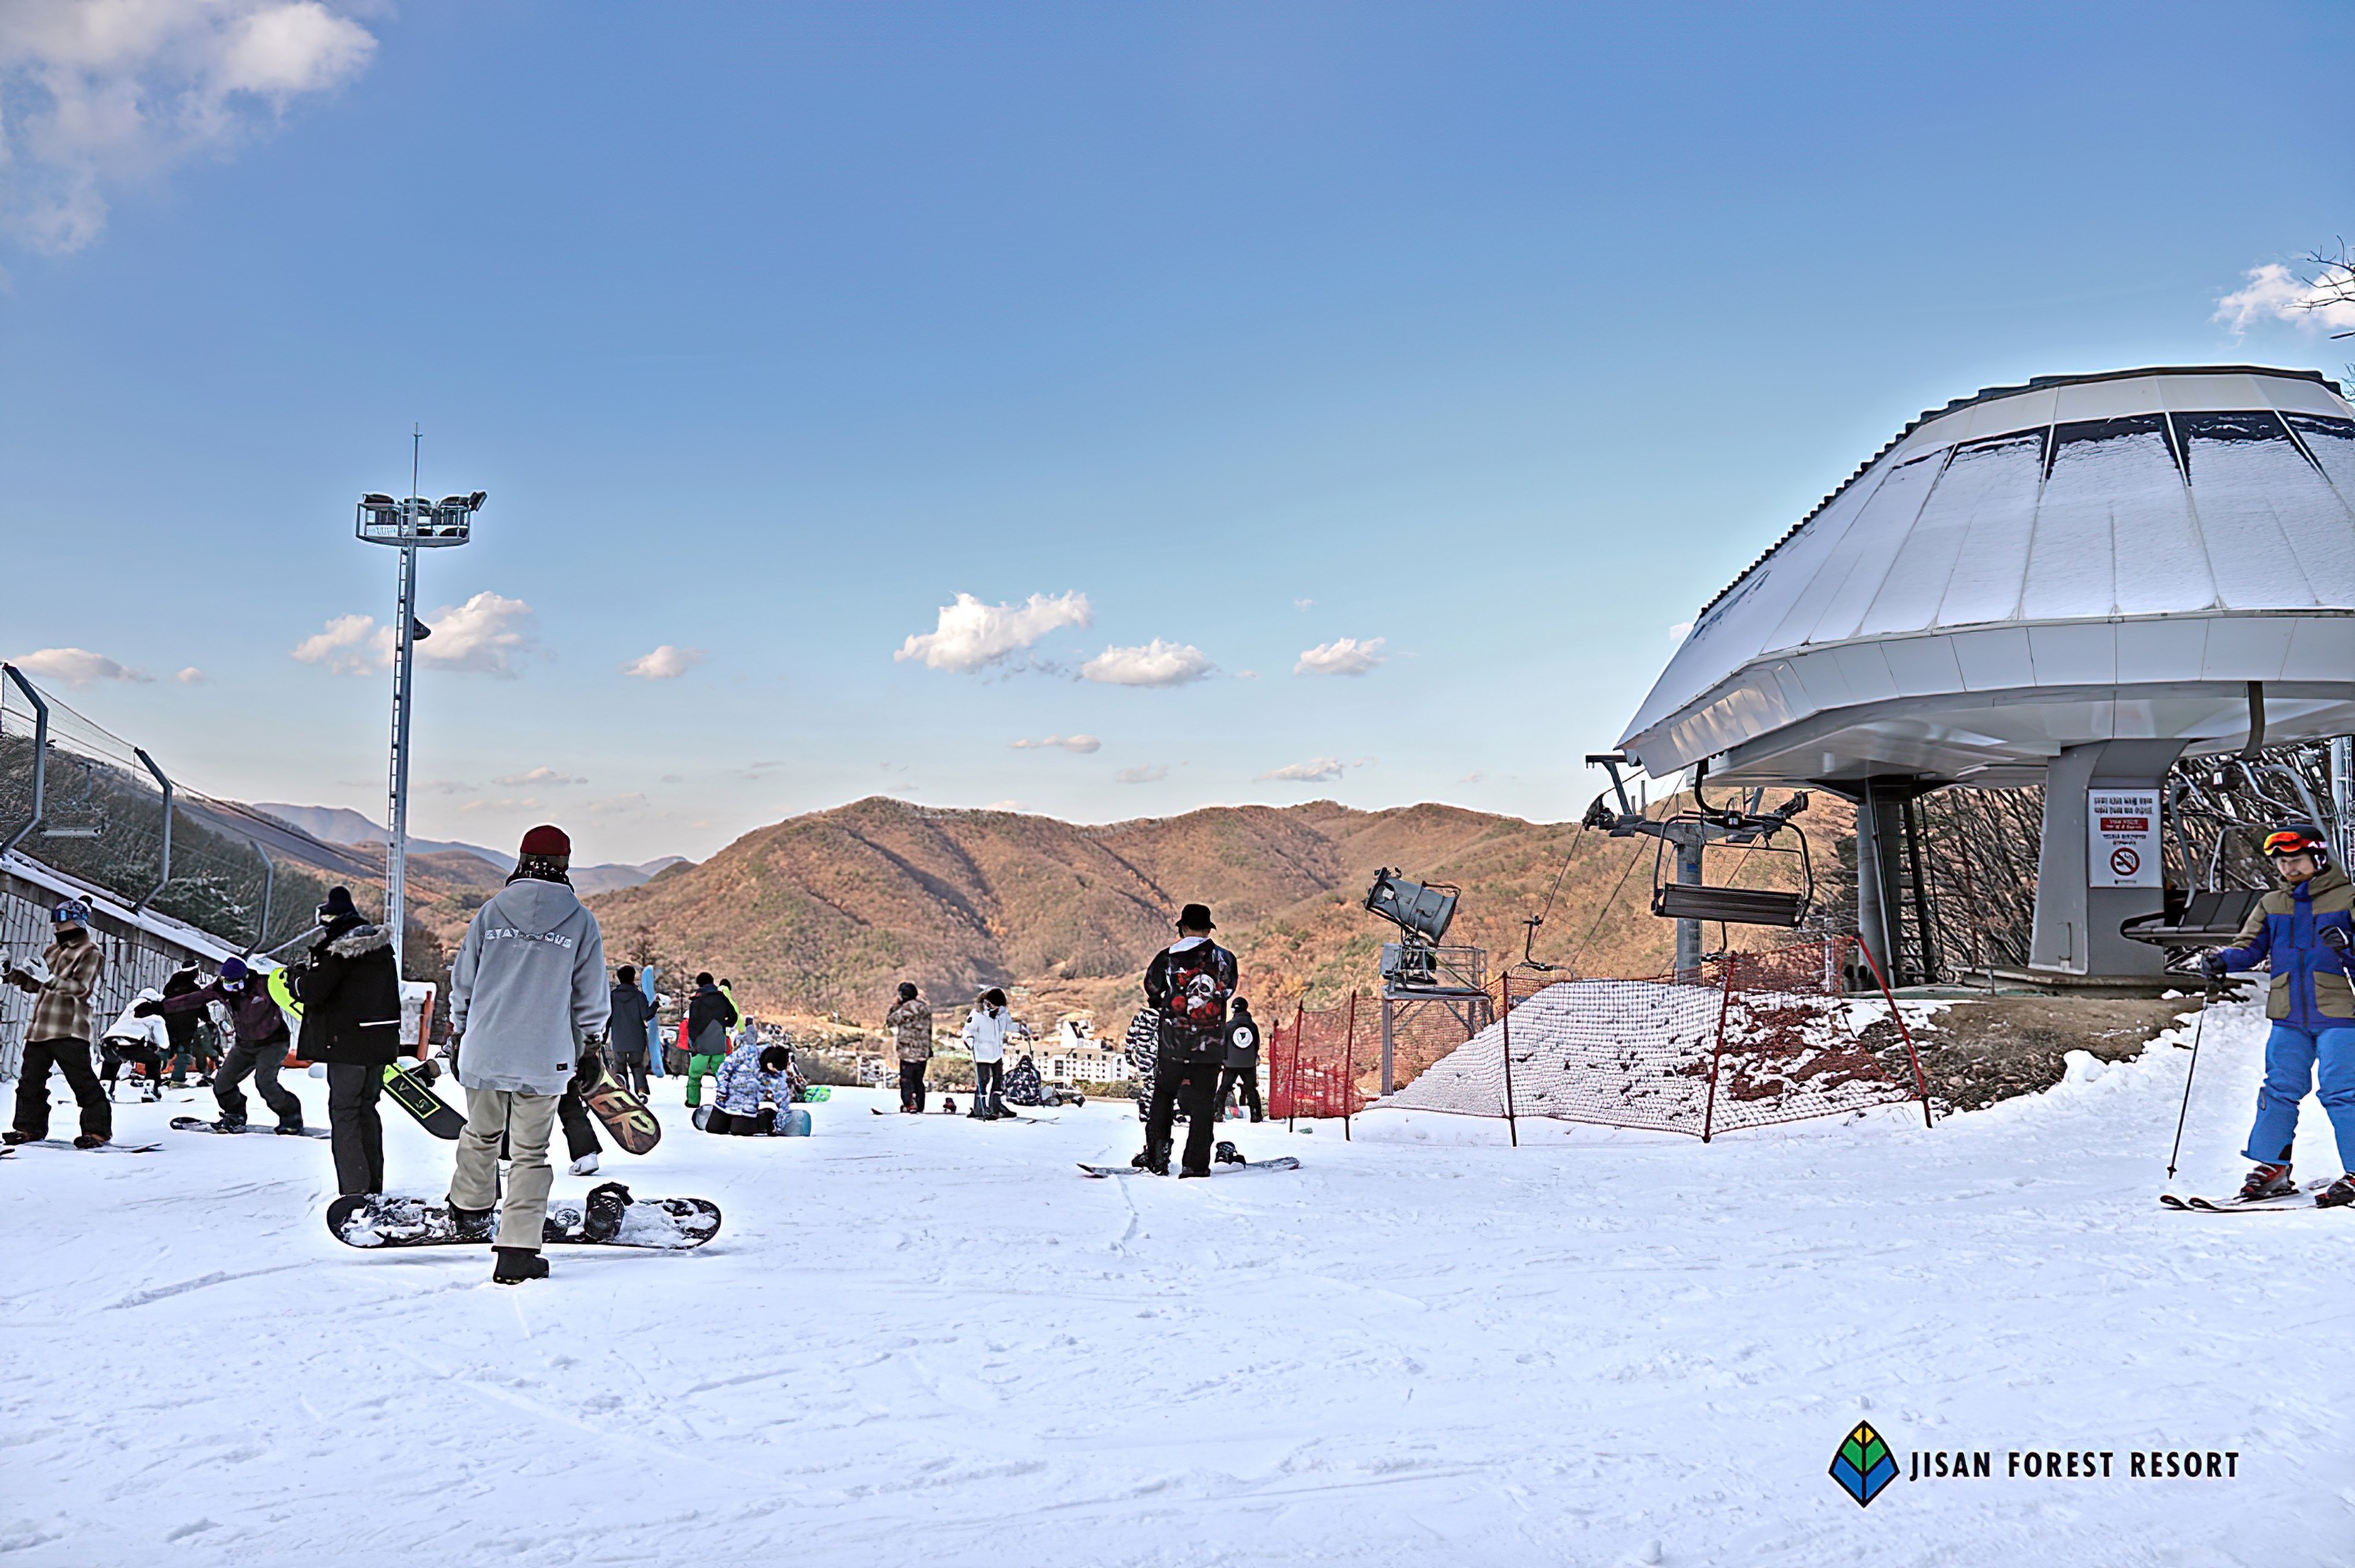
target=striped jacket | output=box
[2215,866,2355,1031]
[12,935,106,1043]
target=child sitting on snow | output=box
[704,1041,796,1135]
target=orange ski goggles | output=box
[2262,830,2326,858]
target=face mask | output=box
[53,926,85,944]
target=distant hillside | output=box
[256,803,688,900]
[586,793,1847,1028]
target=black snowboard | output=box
[1079,1156,1299,1177]
[13,1139,162,1154]
[382,1061,466,1140]
[172,1116,330,1140]
[327,1189,722,1249]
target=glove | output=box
[406,1056,440,1085]
[2198,952,2229,981]
[134,998,162,1017]
[2324,926,2353,954]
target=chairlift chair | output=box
[1646,797,1815,929]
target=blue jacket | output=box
[712,1039,790,1120]
[2214,867,2355,1031]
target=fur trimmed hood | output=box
[322,922,392,960]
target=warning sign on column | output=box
[2089,788,2162,888]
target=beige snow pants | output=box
[450,1086,559,1251]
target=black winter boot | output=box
[2239,1162,2297,1202]
[2317,1174,2355,1209]
[448,1203,495,1242]
[491,1247,548,1284]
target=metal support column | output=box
[385,530,418,975]
[1673,827,1706,975]
[2333,735,2353,870]
[133,747,172,910]
[1,664,49,855]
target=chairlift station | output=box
[1608,366,2355,986]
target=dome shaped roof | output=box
[1619,366,2355,786]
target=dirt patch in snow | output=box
[1910,994,2204,1114]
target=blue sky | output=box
[2,1,2350,865]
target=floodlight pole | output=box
[386,516,419,973]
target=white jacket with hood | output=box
[448,877,610,1095]
[961,1005,1028,1064]
[103,988,170,1051]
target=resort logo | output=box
[1829,1421,1898,1508]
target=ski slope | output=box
[2,995,2348,1566]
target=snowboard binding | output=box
[583,1181,633,1243]
[1214,1140,1244,1165]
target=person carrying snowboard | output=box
[607,965,655,1098]
[147,954,303,1134]
[681,973,737,1109]
[962,988,1028,1118]
[886,982,933,1112]
[1138,903,1238,1176]
[2201,824,2355,1208]
[704,1039,796,1134]
[290,886,404,1196]
[447,825,611,1284]
[4,900,111,1147]
[1217,997,1265,1123]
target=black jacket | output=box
[608,982,654,1060]
[1224,1009,1262,1068]
[686,984,739,1052]
[294,920,405,1067]
[159,963,203,1050]
[1144,937,1238,1059]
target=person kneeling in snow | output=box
[1002,1052,1043,1107]
[704,1041,796,1135]
[2201,823,2355,1208]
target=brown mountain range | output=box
[584,793,1847,1030]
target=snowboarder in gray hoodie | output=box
[446,824,611,1284]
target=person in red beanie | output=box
[446,824,610,1284]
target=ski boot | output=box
[275,1118,306,1136]
[942,1097,958,1115]
[583,1181,633,1242]
[2,1130,31,1147]
[2240,1162,2297,1202]
[1214,1140,1244,1165]
[73,1134,107,1150]
[448,1202,495,1242]
[491,1247,548,1285]
[2317,1174,2355,1209]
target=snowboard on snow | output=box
[1079,1156,1298,1178]
[9,1138,162,1154]
[576,1056,661,1155]
[171,1116,330,1140]
[327,1187,723,1250]
[382,1060,466,1140]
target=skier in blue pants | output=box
[2202,824,2355,1207]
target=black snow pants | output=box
[899,1058,927,1112]
[215,1034,301,1128]
[557,1088,603,1164]
[1145,1052,1221,1173]
[327,1063,385,1195]
[12,1037,111,1141]
[1217,1063,1264,1121]
[971,1059,1003,1114]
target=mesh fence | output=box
[0,671,350,953]
[1267,994,1371,1121]
[1367,935,1931,1140]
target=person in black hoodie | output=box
[1139,903,1239,1177]
[682,972,738,1109]
[607,965,654,1098]
[159,959,203,1085]
[291,886,405,1195]
[1217,997,1265,1122]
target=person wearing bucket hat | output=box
[446,824,610,1283]
[2201,825,2355,1206]
[1137,903,1238,1176]
[4,899,111,1147]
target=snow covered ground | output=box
[3,994,2350,1567]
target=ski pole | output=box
[2164,979,2214,1181]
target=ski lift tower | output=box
[355,430,484,972]
[1364,868,1494,1094]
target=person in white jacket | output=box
[445,825,610,1285]
[100,987,171,1101]
[960,989,1030,1120]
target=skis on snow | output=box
[2159,1178,2335,1212]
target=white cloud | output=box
[1259,757,1347,782]
[1114,764,1169,785]
[0,1,378,253]
[1294,598,1314,611]
[173,665,204,684]
[2214,262,2355,336]
[622,644,707,680]
[582,793,649,816]
[8,646,149,685]
[419,591,534,676]
[1010,734,1101,753]
[1082,639,1214,687]
[414,779,476,795]
[1668,621,1693,642]
[1294,636,1386,676]
[896,591,1091,673]
[290,612,389,675]
[494,767,585,788]
[291,593,535,678]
